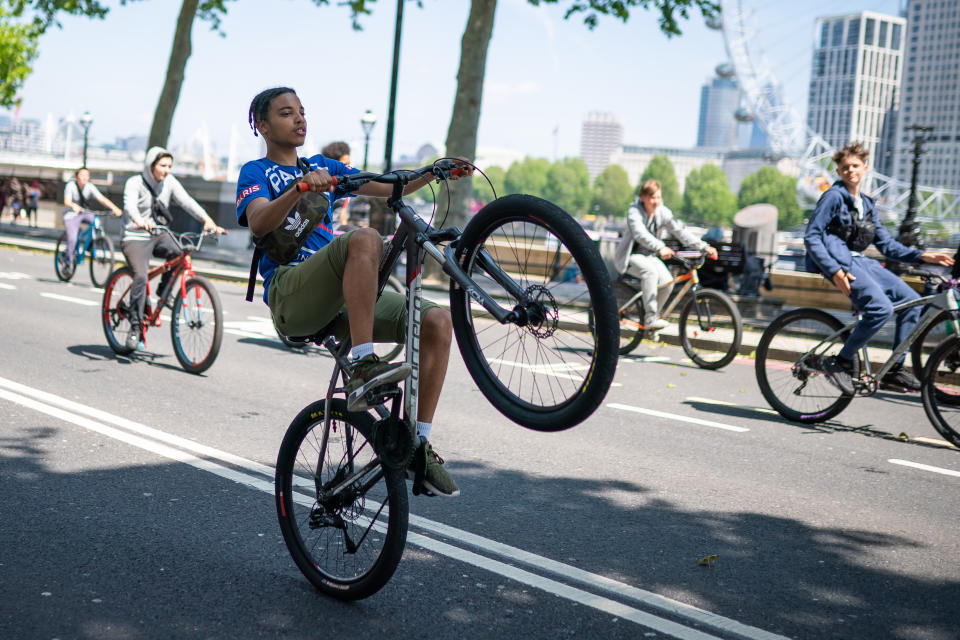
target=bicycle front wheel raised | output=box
[89,233,115,288]
[679,288,742,369]
[170,276,223,374]
[54,232,74,282]
[275,399,408,600]
[101,266,136,355]
[755,308,856,423]
[921,336,960,448]
[450,194,619,431]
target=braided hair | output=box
[248,87,296,137]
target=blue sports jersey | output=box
[235,153,359,301]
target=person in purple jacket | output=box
[804,142,953,395]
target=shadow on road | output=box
[1,426,957,640]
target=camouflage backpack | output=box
[245,158,331,301]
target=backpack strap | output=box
[244,157,313,302]
[245,246,262,302]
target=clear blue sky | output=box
[5,0,904,168]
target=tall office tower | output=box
[580,112,623,181]
[893,0,960,190]
[697,76,740,149]
[807,11,906,174]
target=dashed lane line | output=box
[607,402,750,432]
[889,458,960,478]
[0,375,783,640]
[40,292,99,306]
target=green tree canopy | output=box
[682,164,737,227]
[590,163,633,218]
[504,156,551,199]
[473,165,506,204]
[0,1,111,107]
[638,155,681,211]
[738,165,802,229]
[544,157,590,216]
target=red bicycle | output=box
[101,228,224,374]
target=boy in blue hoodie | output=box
[804,142,953,394]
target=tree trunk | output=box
[147,0,199,150]
[440,0,498,231]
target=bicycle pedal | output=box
[347,384,401,412]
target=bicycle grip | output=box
[296,177,338,193]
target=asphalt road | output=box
[1,245,958,640]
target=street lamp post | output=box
[899,124,934,249]
[79,111,93,169]
[360,110,376,171]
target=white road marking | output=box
[0,282,15,290]
[0,271,31,279]
[889,458,960,478]
[0,375,783,640]
[40,292,99,306]
[608,402,750,432]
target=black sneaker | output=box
[822,355,855,395]
[880,364,921,392]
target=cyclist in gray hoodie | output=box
[121,146,224,351]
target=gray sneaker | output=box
[125,328,142,352]
[408,439,460,498]
[345,354,411,411]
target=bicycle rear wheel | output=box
[589,280,645,355]
[755,308,856,423]
[53,232,75,282]
[679,288,742,369]
[102,266,136,355]
[170,276,223,374]
[449,194,618,432]
[920,336,960,448]
[275,399,408,600]
[89,233,115,288]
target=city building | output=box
[611,145,725,194]
[580,112,623,181]
[892,0,960,190]
[697,76,740,149]
[807,11,906,175]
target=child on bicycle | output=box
[62,167,123,275]
[804,141,953,395]
[121,147,225,352]
[237,87,469,498]
[613,179,718,330]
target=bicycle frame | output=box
[618,251,703,321]
[801,286,960,385]
[316,185,549,485]
[73,214,104,265]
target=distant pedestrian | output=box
[0,179,7,220]
[322,141,352,225]
[25,181,40,227]
[9,177,23,223]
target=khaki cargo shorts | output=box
[268,230,438,342]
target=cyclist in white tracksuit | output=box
[613,179,717,330]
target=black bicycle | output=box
[274,160,619,599]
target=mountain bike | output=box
[101,227,224,374]
[274,159,619,599]
[591,250,743,369]
[755,268,960,424]
[54,211,116,288]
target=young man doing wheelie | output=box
[237,87,470,498]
